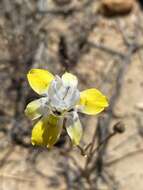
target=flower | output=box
[25,69,109,148]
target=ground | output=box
[0,0,143,190]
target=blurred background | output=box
[0,0,143,189]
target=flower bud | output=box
[113,122,125,134]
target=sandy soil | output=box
[0,0,143,190]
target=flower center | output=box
[47,76,80,113]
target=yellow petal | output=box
[25,98,44,120]
[79,88,109,115]
[27,69,54,95]
[66,118,82,145]
[62,72,78,87]
[31,115,63,148]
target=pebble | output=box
[101,0,135,15]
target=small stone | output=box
[101,0,135,16]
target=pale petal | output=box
[27,69,54,95]
[31,115,63,147]
[48,75,79,110]
[78,88,109,115]
[64,88,80,108]
[66,112,82,145]
[25,98,46,120]
[62,72,78,87]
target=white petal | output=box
[62,72,78,87]
[66,112,83,145]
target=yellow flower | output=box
[25,69,109,148]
